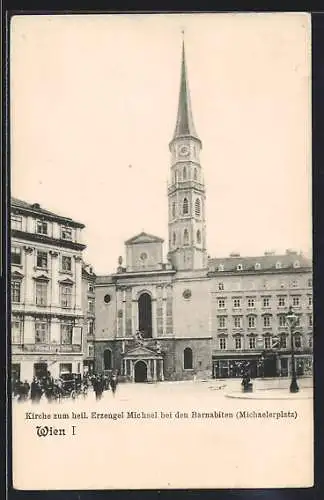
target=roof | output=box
[125,231,164,245]
[208,252,312,274]
[11,197,85,228]
[171,40,200,143]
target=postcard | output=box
[10,12,313,490]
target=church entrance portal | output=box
[134,361,148,383]
[138,293,152,338]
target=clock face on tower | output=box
[179,145,190,157]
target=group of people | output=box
[91,371,119,401]
[12,370,119,403]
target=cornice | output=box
[11,229,86,251]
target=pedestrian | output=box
[30,377,41,403]
[93,375,104,401]
[110,371,118,397]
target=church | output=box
[94,41,313,382]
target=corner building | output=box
[95,41,313,382]
[11,198,87,382]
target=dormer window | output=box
[276,261,282,269]
[255,263,261,270]
[11,215,22,231]
[293,260,300,268]
[237,264,243,271]
[36,220,48,235]
[61,226,72,241]
[218,264,224,272]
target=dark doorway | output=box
[104,349,112,370]
[34,363,48,379]
[138,293,152,338]
[135,361,147,383]
[263,356,277,377]
[11,364,20,385]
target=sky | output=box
[11,13,311,274]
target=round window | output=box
[104,294,111,304]
[183,289,192,299]
[140,252,148,261]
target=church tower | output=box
[168,39,207,271]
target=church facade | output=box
[94,42,313,382]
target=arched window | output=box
[183,347,193,370]
[195,198,201,217]
[196,229,201,244]
[183,166,187,180]
[172,232,176,246]
[183,198,189,215]
[194,168,198,180]
[184,229,189,246]
[138,292,152,338]
[172,202,176,218]
[103,349,112,370]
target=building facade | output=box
[94,40,313,382]
[11,198,87,383]
[82,263,96,375]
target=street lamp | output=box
[286,306,299,393]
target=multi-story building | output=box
[208,251,313,378]
[11,198,86,383]
[94,40,313,382]
[82,263,96,375]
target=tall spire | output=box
[171,36,200,143]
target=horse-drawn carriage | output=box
[53,373,88,400]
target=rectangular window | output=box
[295,316,300,327]
[308,336,313,349]
[235,337,242,349]
[218,316,226,329]
[11,280,21,303]
[35,321,48,344]
[264,337,271,349]
[309,315,313,327]
[233,298,241,308]
[280,336,287,348]
[61,322,73,344]
[291,280,298,288]
[249,337,256,349]
[61,226,72,241]
[36,250,48,269]
[247,298,255,308]
[88,299,95,314]
[308,278,312,288]
[294,336,302,349]
[11,246,22,265]
[292,296,300,307]
[234,317,242,328]
[218,282,224,291]
[248,316,256,328]
[88,319,94,335]
[308,296,312,306]
[60,363,72,374]
[60,285,72,308]
[88,345,94,357]
[278,296,286,307]
[88,283,94,293]
[263,316,271,327]
[11,215,23,231]
[218,299,225,309]
[35,281,47,306]
[36,220,48,235]
[61,255,72,272]
[12,317,23,344]
[263,297,270,307]
[219,338,227,350]
[279,315,286,327]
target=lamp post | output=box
[286,306,299,393]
